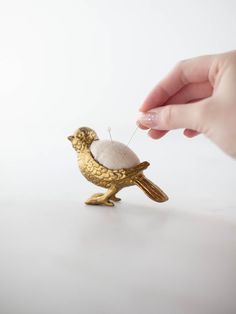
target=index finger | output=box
[139,55,214,112]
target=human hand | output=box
[137,50,236,158]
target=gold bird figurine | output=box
[68,127,168,206]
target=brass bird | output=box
[68,127,168,206]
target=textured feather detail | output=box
[79,152,127,185]
[124,161,150,177]
[134,175,168,203]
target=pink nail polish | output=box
[138,112,157,128]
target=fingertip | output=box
[136,120,149,130]
[138,105,146,112]
[183,129,200,138]
[139,103,152,112]
[148,129,168,139]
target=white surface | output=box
[90,139,140,169]
[1,1,236,313]
[0,200,236,314]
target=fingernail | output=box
[137,111,158,128]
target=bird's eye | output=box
[76,133,83,139]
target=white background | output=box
[0,1,236,314]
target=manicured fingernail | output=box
[138,111,157,128]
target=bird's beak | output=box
[68,135,74,142]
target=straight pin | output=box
[107,127,113,142]
[121,125,139,161]
[126,126,139,147]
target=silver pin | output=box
[126,126,139,147]
[121,125,139,161]
[107,127,113,142]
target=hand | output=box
[137,51,236,159]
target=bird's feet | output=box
[85,193,115,207]
[110,195,121,202]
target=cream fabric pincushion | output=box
[90,140,140,169]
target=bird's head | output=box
[68,127,98,152]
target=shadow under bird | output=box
[68,127,168,206]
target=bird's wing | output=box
[123,161,150,177]
[81,155,149,184]
[100,161,150,180]
[82,155,127,184]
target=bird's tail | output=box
[134,175,168,203]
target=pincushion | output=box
[90,140,140,169]
[68,127,168,206]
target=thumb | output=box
[138,99,209,132]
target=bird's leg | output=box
[106,188,121,202]
[85,186,119,207]
[110,193,121,202]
